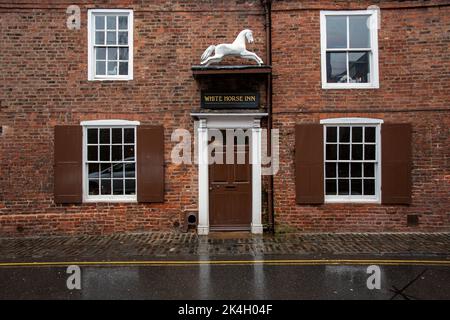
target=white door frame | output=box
[191,113,268,235]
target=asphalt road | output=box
[1,256,449,300]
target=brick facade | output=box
[0,0,449,236]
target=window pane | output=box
[364,179,375,195]
[125,179,136,195]
[365,127,376,142]
[107,61,118,75]
[349,52,369,83]
[113,179,124,195]
[364,163,375,177]
[124,145,135,160]
[95,16,105,30]
[349,16,370,48]
[325,163,336,178]
[96,47,106,60]
[352,127,362,142]
[88,163,100,179]
[96,61,106,75]
[326,16,347,48]
[351,163,362,177]
[124,128,134,143]
[100,145,110,161]
[338,163,349,177]
[326,144,337,160]
[326,179,337,195]
[119,48,129,60]
[125,163,135,178]
[119,62,128,75]
[88,146,98,161]
[119,16,128,30]
[326,127,337,142]
[100,163,111,178]
[339,127,350,142]
[87,128,98,144]
[108,47,118,60]
[352,144,363,160]
[107,16,116,30]
[112,145,122,161]
[112,163,124,178]
[365,144,376,160]
[100,128,110,144]
[95,31,105,45]
[101,179,111,195]
[110,129,121,144]
[118,31,128,45]
[338,179,349,195]
[89,180,100,195]
[326,52,347,83]
[339,144,350,160]
[351,179,363,195]
[107,31,116,45]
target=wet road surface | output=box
[1,257,450,299]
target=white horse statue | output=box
[200,29,264,67]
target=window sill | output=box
[88,76,133,82]
[325,198,380,204]
[322,83,379,90]
[83,198,137,203]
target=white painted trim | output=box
[322,120,382,203]
[191,113,268,117]
[81,122,138,203]
[197,120,209,235]
[320,117,383,125]
[196,116,266,235]
[191,113,268,130]
[320,10,379,89]
[81,119,140,126]
[87,9,134,81]
[251,126,263,234]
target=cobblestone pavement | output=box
[0,232,449,262]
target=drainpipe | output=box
[261,0,274,233]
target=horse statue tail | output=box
[201,45,215,61]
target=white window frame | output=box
[87,9,134,81]
[320,118,383,203]
[81,119,140,203]
[320,10,379,89]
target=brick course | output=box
[0,0,449,236]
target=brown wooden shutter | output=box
[295,124,324,204]
[137,125,164,202]
[381,123,412,205]
[54,126,82,204]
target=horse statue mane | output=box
[200,29,264,67]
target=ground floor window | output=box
[321,118,382,203]
[82,120,138,202]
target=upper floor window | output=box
[88,9,133,81]
[320,10,379,89]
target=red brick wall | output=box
[271,0,450,232]
[0,0,267,236]
[0,0,449,236]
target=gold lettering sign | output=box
[201,92,259,109]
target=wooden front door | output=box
[209,136,252,231]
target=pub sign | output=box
[201,92,259,109]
